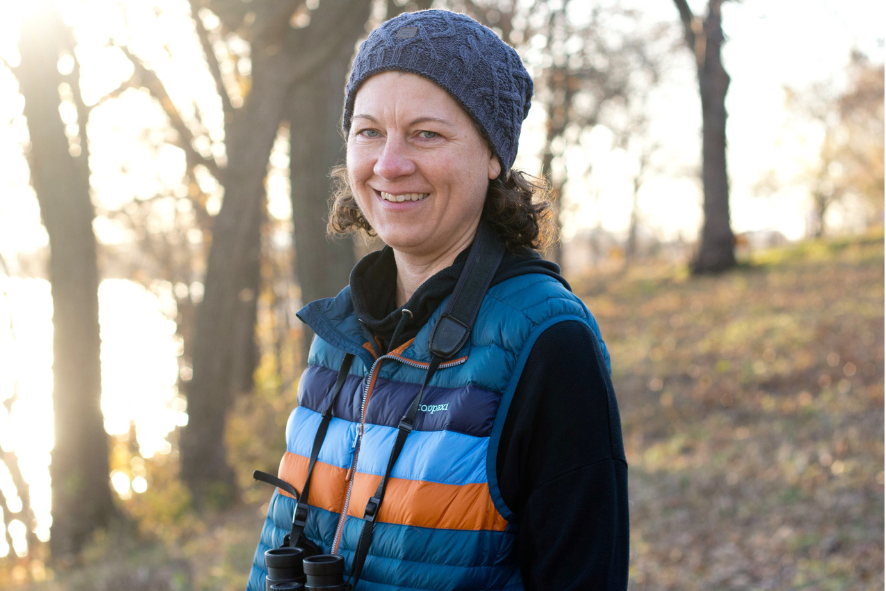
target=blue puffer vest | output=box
[247,273,610,591]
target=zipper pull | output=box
[350,423,362,452]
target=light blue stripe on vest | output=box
[357,424,488,484]
[286,407,490,485]
[287,408,357,469]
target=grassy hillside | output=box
[577,234,884,590]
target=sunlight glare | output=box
[110,470,131,500]
[8,519,27,557]
[132,475,147,494]
[99,280,182,457]
[1,276,184,547]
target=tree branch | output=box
[188,1,234,124]
[86,75,139,113]
[671,0,696,51]
[67,50,91,162]
[0,55,16,76]
[278,0,373,87]
[114,43,223,181]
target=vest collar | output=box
[296,286,377,368]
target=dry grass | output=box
[576,234,884,590]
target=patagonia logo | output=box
[418,403,449,415]
[396,26,418,39]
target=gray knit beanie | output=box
[343,10,534,174]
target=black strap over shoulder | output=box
[429,221,505,359]
[253,353,354,548]
[350,224,505,586]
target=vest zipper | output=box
[329,352,467,554]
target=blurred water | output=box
[0,276,186,557]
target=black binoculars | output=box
[265,546,351,591]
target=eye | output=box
[357,128,380,138]
[419,130,439,139]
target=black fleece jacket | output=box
[350,246,629,590]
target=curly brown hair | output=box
[327,165,555,253]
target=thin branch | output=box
[67,51,91,163]
[188,1,234,124]
[0,55,17,76]
[86,74,139,113]
[114,42,223,181]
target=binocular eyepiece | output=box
[266,547,350,591]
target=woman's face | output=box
[347,71,501,259]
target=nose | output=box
[373,136,416,179]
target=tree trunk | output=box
[181,0,373,507]
[286,40,360,362]
[692,1,736,274]
[541,90,566,269]
[625,178,641,265]
[814,191,828,238]
[17,6,115,559]
[180,62,286,508]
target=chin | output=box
[378,231,427,253]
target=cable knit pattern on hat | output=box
[343,10,534,174]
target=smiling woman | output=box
[345,71,500,304]
[249,9,628,591]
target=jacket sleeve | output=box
[496,320,629,590]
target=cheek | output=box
[346,146,374,200]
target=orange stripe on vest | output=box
[278,451,508,532]
[277,452,348,514]
[348,473,508,532]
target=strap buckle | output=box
[363,496,382,523]
[292,502,310,529]
[397,418,414,434]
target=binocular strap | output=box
[349,221,505,587]
[254,352,355,549]
[349,356,441,586]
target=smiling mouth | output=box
[379,191,429,203]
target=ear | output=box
[487,152,502,180]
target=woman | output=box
[249,10,628,591]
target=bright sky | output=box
[0,0,882,559]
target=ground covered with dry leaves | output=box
[576,235,884,590]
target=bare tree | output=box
[784,52,885,237]
[287,0,434,361]
[673,0,736,273]
[453,0,658,268]
[622,126,662,265]
[180,0,373,507]
[16,4,115,559]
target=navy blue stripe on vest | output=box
[297,364,499,437]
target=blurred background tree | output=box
[15,2,116,561]
[784,51,885,238]
[672,0,736,274]
[109,0,379,508]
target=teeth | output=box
[380,191,429,203]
